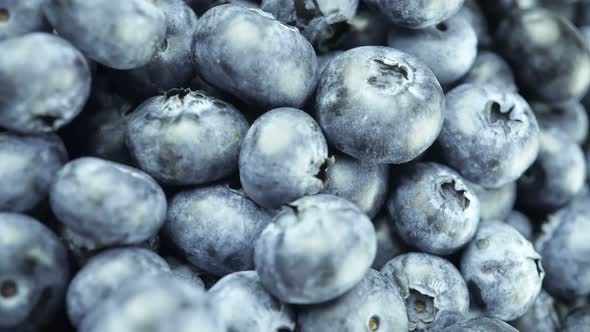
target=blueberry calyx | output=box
[486,101,522,132]
[435,23,448,32]
[407,289,437,329]
[163,88,192,99]
[368,315,380,331]
[314,156,334,183]
[439,179,470,210]
[0,8,9,21]
[0,280,17,298]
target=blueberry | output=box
[461,221,544,321]
[164,185,272,276]
[297,269,408,332]
[164,257,205,289]
[363,0,464,29]
[208,271,296,331]
[194,4,318,109]
[0,0,49,40]
[49,157,167,248]
[496,8,590,103]
[0,213,69,331]
[0,33,91,134]
[381,253,469,331]
[239,107,328,209]
[126,90,249,186]
[118,0,199,97]
[517,128,586,212]
[388,15,477,85]
[467,180,516,221]
[315,46,444,164]
[66,248,170,326]
[513,290,561,332]
[254,194,376,304]
[321,153,389,218]
[456,0,491,48]
[437,84,540,188]
[536,196,590,299]
[79,274,224,332]
[530,100,589,145]
[0,132,67,212]
[459,51,518,92]
[43,0,167,70]
[504,210,534,241]
[442,317,519,332]
[563,306,590,332]
[388,162,480,255]
[261,0,358,51]
[371,213,407,270]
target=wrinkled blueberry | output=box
[297,269,408,332]
[461,221,544,321]
[0,33,91,133]
[530,100,589,144]
[467,180,516,221]
[0,0,49,40]
[194,4,318,109]
[315,46,444,164]
[164,185,272,276]
[460,51,518,92]
[126,90,249,186]
[371,213,407,270]
[513,290,561,332]
[255,194,376,304]
[437,84,540,188]
[364,0,464,29]
[50,157,167,248]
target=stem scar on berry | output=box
[0,280,17,298]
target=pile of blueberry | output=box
[2,0,590,331]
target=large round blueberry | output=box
[261,0,358,51]
[194,4,318,109]
[0,33,91,133]
[209,271,295,331]
[254,194,376,304]
[563,306,590,332]
[456,0,490,47]
[297,269,408,332]
[49,157,167,248]
[517,128,586,212]
[530,100,589,144]
[164,185,272,277]
[363,0,464,29]
[442,317,519,332]
[372,213,407,270]
[0,213,69,331]
[513,290,561,332]
[437,84,540,188]
[66,248,170,326]
[460,51,518,92]
[0,132,67,212]
[388,162,480,255]
[43,0,167,69]
[467,180,516,221]
[504,210,534,241]
[0,0,49,40]
[239,107,329,209]
[321,153,389,218]
[496,8,590,103]
[126,90,249,186]
[79,274,224,332]
[315,46,444,164]
[388,15,477,85]
[536,197,590,299]
[381,253,469,331]
[461,221,544,321]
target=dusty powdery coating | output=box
[127,90,249,186]
[517,128,586,212]
[255,194,376,304]
[0,33,91,134]
[461,221,544,321]
[460,51,518,92]
[442,317,519,332]
[208,271,295,331]
[504,210,533,241]
[164,185,272,277]
[381,253,469,331]
[530,100,589,145]
[66,248,170,327]
[79,274,224,332]
[496,8,590,103]
[0,213,69,331]
[321,153,389,218]
[371,213,407,270]
[239,107,328,209]
[362,0,464,29]
[513,290,561,332]
[467,180,516,221]
[194,4,318,109]
[563,306,590,332]
[315,46,444,164]
[437,84,540,189]
[0,0,49,40]
[297,269,408,332]
[387,15,477,85]
[43,0,166,70]
[0,132,67,212]
[50,157,167,248]
[536,196,590,299]
[388,163,480,255]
